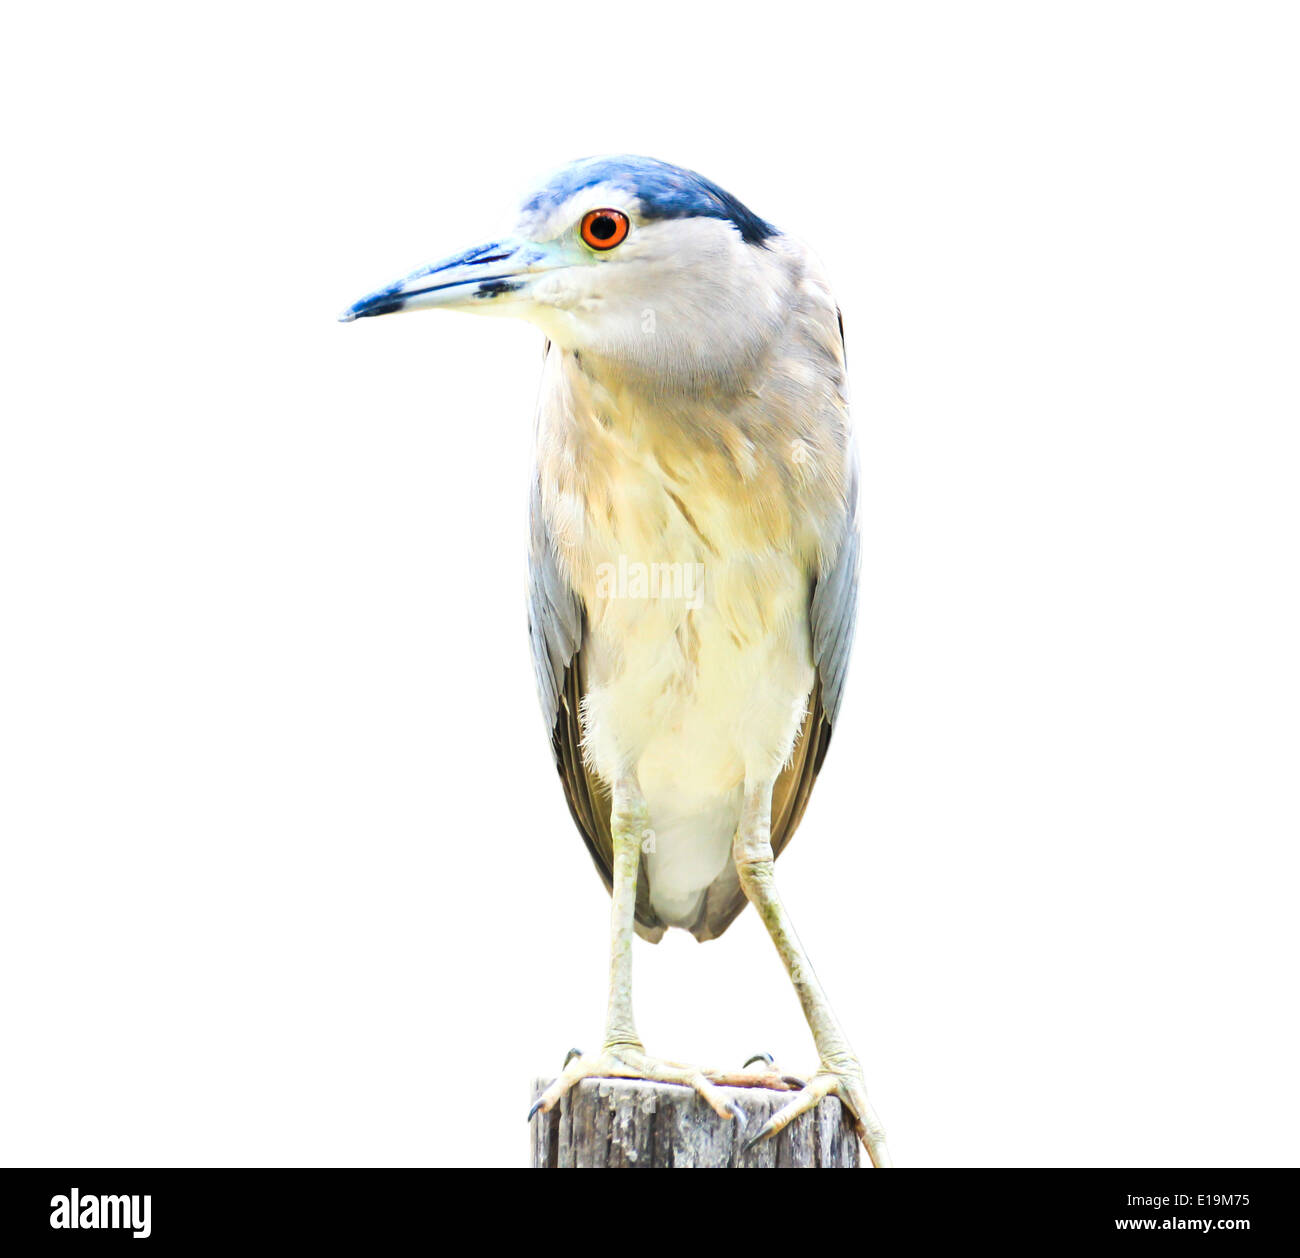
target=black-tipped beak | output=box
[338,236,566,323]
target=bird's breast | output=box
[537,361,819,787]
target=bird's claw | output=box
[740,1050,804,1091]
[741,1059,890,1168]
[529,1045,745,1123]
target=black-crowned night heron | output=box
[341,156,889,1166]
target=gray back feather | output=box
[809,443,860,725]
[526,470,582,741]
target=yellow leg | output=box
[734,781,891,1167]
[529,778,751,1123]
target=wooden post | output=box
[530,1076,860,1168]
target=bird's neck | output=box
[563,344,764,404]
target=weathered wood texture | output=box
[530,1076,859,1168]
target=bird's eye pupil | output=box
[580,208,629,250]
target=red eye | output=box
[580,208,630,250]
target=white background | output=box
[1,2,1296,1168]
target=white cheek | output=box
[533,270,597,312]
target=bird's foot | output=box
[743,1054,891,1167]
[529,1044,798,1125]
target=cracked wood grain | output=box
[529,1075,859,1168]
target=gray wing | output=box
[810,444,860,727]
[526,468,582,738]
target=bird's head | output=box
[340,156,792,385]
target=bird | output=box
[341,155,889,1167]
